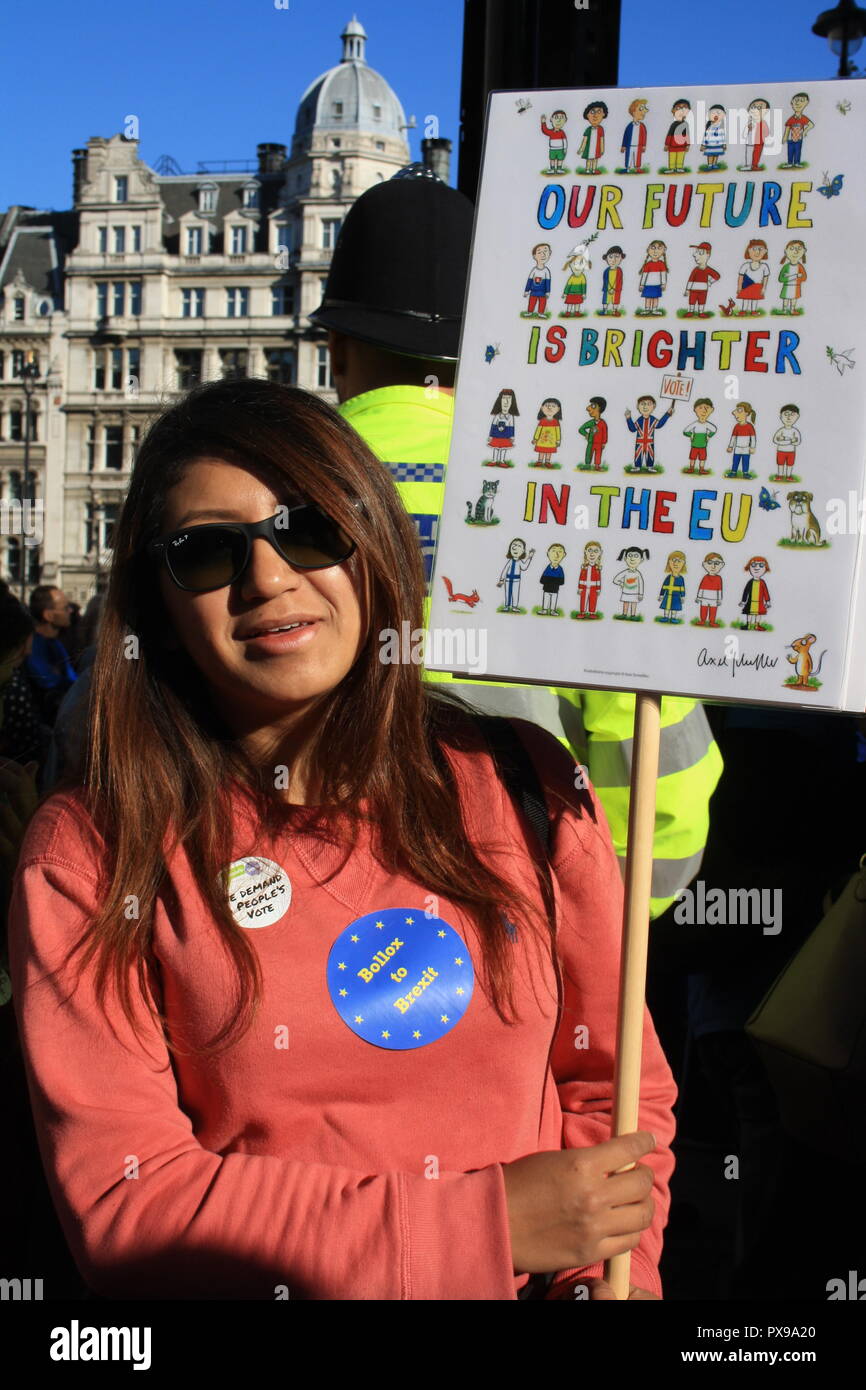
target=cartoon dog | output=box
[787,491,822,545]
[786,632,827,689]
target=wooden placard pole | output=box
[603,690,662,1301]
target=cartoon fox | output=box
[443,576,481,609]
[719,297,737,317]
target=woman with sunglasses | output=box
[8,378,676,1301]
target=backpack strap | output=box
[471,714,553,862]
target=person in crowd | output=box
[43,595,104,788]
[311,168,723,917]
[25,586,78,724]
[8,378,677,1300]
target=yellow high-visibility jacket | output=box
[340,384,723,915]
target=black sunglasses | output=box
[147,502,359,593]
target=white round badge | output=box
[223,856,292,928]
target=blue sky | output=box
[0,0,854,210]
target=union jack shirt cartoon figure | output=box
[626,401,675,470]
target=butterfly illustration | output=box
[484,343,501,364]
[758,486,781,511]
[826,345,856,375]
[515,98,532,114]
[817,171,844,199]
[837,99,852,115]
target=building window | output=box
[225,288,249,317]
[127,347,140,388]
[220,349,248,380]
[373,103,382,119]
[13,297,25,321]
[375,140,385,151]
[175,349,203,390]
[8,471,22,500]
[9,409,23,441]
[186,225,203,255]
[110,348,124,390]
[11,350,26,377]
[112,281,125,316]
[276,223,292,251]
[115,175,128,202]
[85,501,119,552]
[271,283,295,316]
[317,345,333,390]
[332,101,343,118]
[129,281,142,315]
[198,184,217,214]
[97,225,108,252]
[131,224,142,252]
[331,138,341,148]
[86,424,95,470]
[105,425,123,470]
[94,351,105,390]
[182,287,205,318]
[96,282,108,317]
[322,218,341,250]
[242,184,259,208]
[231,225,248,255]
[0,350,4,380]
[265,349,295,385]
[113,225,126,253]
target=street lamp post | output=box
[18,350,41,603]
[813,0,866,75]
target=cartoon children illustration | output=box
[578,100,608,173]
[739,556,771,631]
[601,245,625,315]
[778,240,807,314]
[638,239,669,315]
[682,398,717,474]
[497,538,535,612]
[532,397,562,466]
[578,396,608,470]
[625,394,675,471]
[696,553,725,627]
[487,388,519,465]
[726,402,757,476]
[522,243,552,318]
[683,242,721,318]
[621,98,648,172]
[781,92,813,169]
[739,97,771,171]
[736,239,770,315]
[540,109,568,174]
[663,98,691,172]
[539,543,567,614]
[658,551,687,623]
[771,404,802,481]
[613,546,649,619]
[561,241,592,317]
[700,104,727,168]
[577,540,603,617]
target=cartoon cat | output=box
[466,479,499,523]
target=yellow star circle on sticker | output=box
[339,989,348,997]
[440,1014,449,1024]
[437,930,446,938]
[350,934,359,943]
[456,986,465,995]
[405,915,414,925]
[454,956,463,966]
[338,962,347,970]
[375,920,385,929]
[355,1015,364,1023]
[382,1030,390,1039]
[413,1030,421,1039]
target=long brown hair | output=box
[48,378,561,1055]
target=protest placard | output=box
[427,79,866,712]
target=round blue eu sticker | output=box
[327,907,475,1050]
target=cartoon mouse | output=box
[786,633,827,689]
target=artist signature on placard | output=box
[697,648,779,679]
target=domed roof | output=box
[294,17,407,140]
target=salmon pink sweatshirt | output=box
[8,717,677,1300]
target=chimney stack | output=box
[72,148,88,204]
[422,137,452,184]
